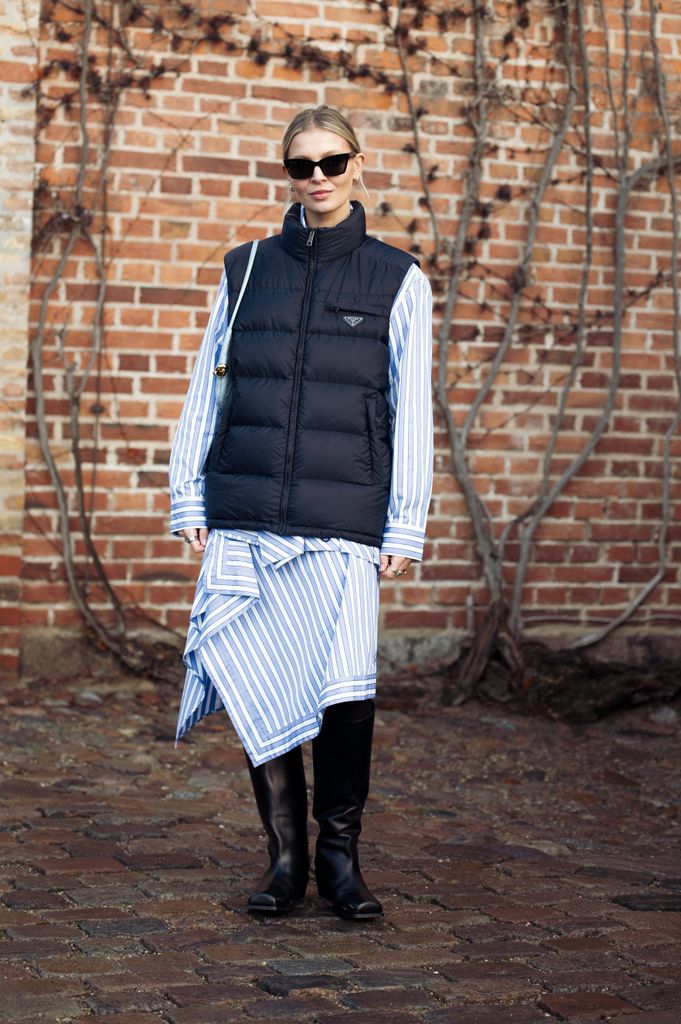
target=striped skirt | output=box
[174,528,381,765]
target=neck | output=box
[302,199,352,229]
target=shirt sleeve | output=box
[380,263,434,562]
[168,271,228,534]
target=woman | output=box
[169,105,433,920]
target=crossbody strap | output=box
[214,238,259,377]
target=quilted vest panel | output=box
[204,201,418,546]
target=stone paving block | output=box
[141,928,234,953]
[73,937,150,957]
[44,905,134,922]
[321,1016,421,1024]
[533,970,638,992]
[85,987,169,1013]
[0,963,34,982]
[1,889,71,910]
[537,991,642,1018]
[617,983,681,1011]
[4,922,80,939]
[619,1015,681,1024]
[613,893,681,911]
[258,972,346,996]
[236,995,344,1019]
[74,1015,167,1024]
[196,940,295,964]
[348,968,435,989]
[59,885,145,906]
[166,981,262,1005]
[0,938,76,959]
[451,923,548,943]
[78,915,169,936]
[0,908,36,926]
[33,856,123,872]
[423,1007,549,1024]
[198,964,279,982]
[3,994,86,1022]
[119,852,205,870]
[543,936,616,953]
[266,956,353,975]
[340,986,441,1010]
[453,940,544,961]
[37,954,142,976]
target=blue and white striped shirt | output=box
[169,211,433,560]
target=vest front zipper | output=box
[278,228,317,531]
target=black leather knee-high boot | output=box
[244,745,309,913]
[312,699,383,920]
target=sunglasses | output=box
[283,152,354,180]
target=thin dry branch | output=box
[460,9,577,450]
[434,1,499,602]
[507,0,594,631]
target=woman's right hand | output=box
[181,527,210,553]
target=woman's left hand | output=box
[379,554,412,579]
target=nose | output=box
[310,165,327,182]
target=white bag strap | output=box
[214,238,259,377]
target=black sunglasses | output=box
[283,152,354,180]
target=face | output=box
[283,127,365,228]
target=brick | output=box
[537,992,642,1018]
[341,987,440,1010]
[423,1009,547,1024]
[34,857,124,874]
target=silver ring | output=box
[184,534,197,545]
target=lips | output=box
[310,191,332,197]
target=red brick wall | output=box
[19,0,681,669]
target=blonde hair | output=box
[281,105,370,207]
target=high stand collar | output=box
[279,201,367,263]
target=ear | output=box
[353,152,365,176]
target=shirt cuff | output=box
[379,523,426,562]
[170,499,209,535]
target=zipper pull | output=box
[306,229,315,247]
[326,305,340,313]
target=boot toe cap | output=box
[248,891,295,913]
[332,895,383,919]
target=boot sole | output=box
[332,907,383,920]
[247,903,296,914]
[318,890,383,920]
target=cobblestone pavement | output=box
[0,674,680,1023]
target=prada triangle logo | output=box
[343,315,364,327]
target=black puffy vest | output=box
[204,201,418,546]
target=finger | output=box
[198,528,209,548]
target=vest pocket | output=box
[326,305,388,317]
[207,380,237,473]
